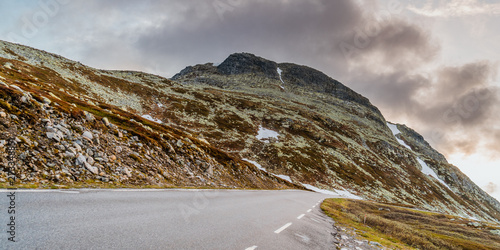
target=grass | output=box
[321,198,500,249]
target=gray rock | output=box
[46,131,63,142]
[0,112,6,118]
[490,229,500,235]
[176,140,184,147]
[21,96,29,103]
[115,146,123,153]
[99,176,110,182]
[122,167,132,177]
[42,97,51,104]
[84,162,99,175]
[82,131,93,140]
[55,124,70,135]
[87,156,95,165]
[64,151,76,159]
[75,154,87,166]
[467,222,482,228]
[102,117,110,127]
[83,111,94,122]
[71,142,81,152]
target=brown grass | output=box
[321,198,500,249]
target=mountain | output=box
[0,40,499,222]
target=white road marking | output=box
[307,209,312,212]
[274,222,292,234]
[56,190,80,194]
[0,189,79,193]
[297,214,305,219]
[311,218,321,223]
[245,246,258,250]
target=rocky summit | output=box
[1,40,500,223]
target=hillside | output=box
[0,40,499,222]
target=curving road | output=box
[0,189,338,249]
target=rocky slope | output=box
[0,40,499,222]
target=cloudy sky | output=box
[1,0,499,201]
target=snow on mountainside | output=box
[0,40,499,222]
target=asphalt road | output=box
[0,189,338,250]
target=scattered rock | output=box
[73,142,82,152]
[0,111,6,118]
[109,155,117,162]
[75,154,87,166]
[467,222,482,228]
[21,96,29,103]
[42,97,51,104]
[64,151,76,159]
[48,92,60,100]
[491,229,500,236]
[46,131,63,142]
[102,117,110,127]
[87,156,95,165]
[82,131,93,141]
[122,167,132,177]
[85,163,99,175]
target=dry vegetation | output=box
[321,198,500,249]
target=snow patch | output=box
[417,158,452,190]
[141,114,163,124]
[301,183,363,199]
[274,174,292,183]
[243,158,266,172]
[256,126,279,142]
[277,67,285,90]
[387,122,412,150]
[277,67,284,83]
[243,159,293,183]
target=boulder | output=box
[46,131,63,142]
[75,154,86,166]
[84,162,99,175]
[102,117,110,127]
[82,131,93,141]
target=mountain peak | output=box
[173,52,383,119]
[217,52,278,78]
